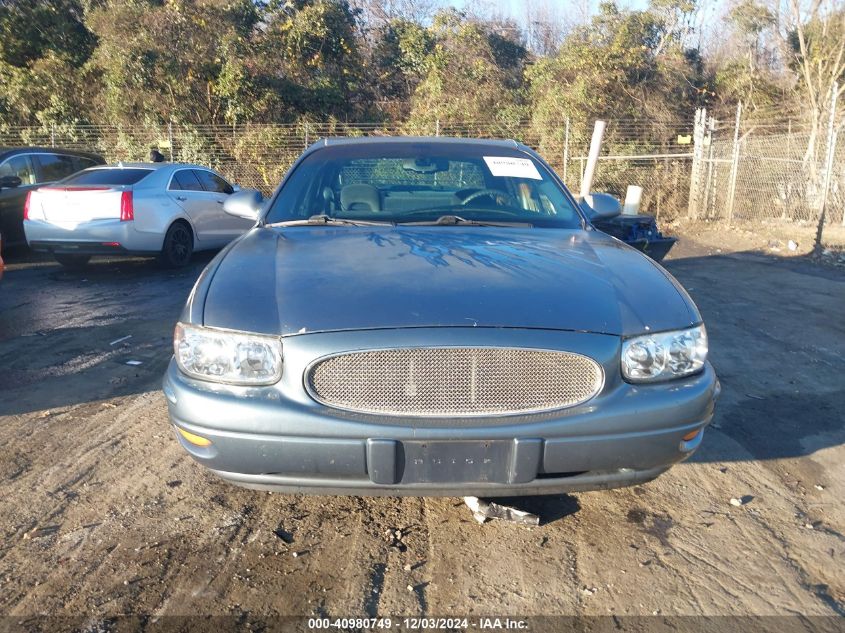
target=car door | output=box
[0,154,38,247]
[193,169,251,242]
[167,168,218,243]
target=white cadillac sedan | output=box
[23,163,254,268]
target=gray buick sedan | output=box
[162,137,719,497]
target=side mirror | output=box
[231,184,241,193]
[223,188,263,221]
[579,192,621,219]
[0,175,22,190]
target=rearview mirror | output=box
[579,192,621,220]
[0,175,22,190]
[402,158,449,174]
[223,188,263,221]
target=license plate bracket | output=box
[399,440,511,484]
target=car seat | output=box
[340,184,381,212]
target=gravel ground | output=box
[0,236,843,622]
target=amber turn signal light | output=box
[176,427,212,447]
[682,428,702,441]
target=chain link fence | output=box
[2,112,842,246]
[567,152,693,221]
[688,103,845,246]
[0,119,694,214]
[0,120,549,195]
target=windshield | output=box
[264,142,583,229]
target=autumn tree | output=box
[712,0,786,116]
[407,9,528,132]
[0,0,836,142]
[367,19,434,118]
[527,0,705,142]
[0,0,96,125]
[254,0,364,119]
[85,0,262,125]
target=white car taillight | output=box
[120,191,134,221]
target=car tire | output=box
[158,221,194,268]
[54,254,91,269]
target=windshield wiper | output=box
[399,215,533,228]
[267,214,394,227]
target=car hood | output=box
[199,226,699,337]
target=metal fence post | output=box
[814,82,838,241]
[563,116,570,185]
[168,122,174,162]
[686,108,705,218]
[835,126,842,227]
[701,116,716,219]
[435,118,440,137]
[50,123,56,148]
[725,101,743,226]
[579,120,606,199]
[818,82,839,228]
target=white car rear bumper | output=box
[24,219,164,255]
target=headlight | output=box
[621,325,707,383]
[174,323,283,385]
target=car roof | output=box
[89,162,215,171]
[0,147,104,161]
[314,136,523,149]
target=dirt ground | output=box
[0,233,843,624]
[667,218,845,265]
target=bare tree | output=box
[728,0,776,70]
[521,0,569,56]
[780,0,844,163]
[651,0,698,56]
[772,0,844,249]
[350,0,447,27]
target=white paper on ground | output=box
[483,156,542,180]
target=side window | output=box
[72,157,98,172]
[170,170,204,191]
[195,170,234,194]
[35,154,77,182]
[214,174,235,195]
[0,155,37,185]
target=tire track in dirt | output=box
[0,391,177,613]
[353,496,428,616]
[414,497,434,614]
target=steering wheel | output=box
[460,188,517,207]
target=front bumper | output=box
[626,237,677,262]
[162,328,719,497]
[24,219,162,255]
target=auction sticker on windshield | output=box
[483,156,542,180]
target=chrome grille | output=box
[307,348,603,417]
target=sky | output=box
[452,0,652,20]
[448,0,726,52]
